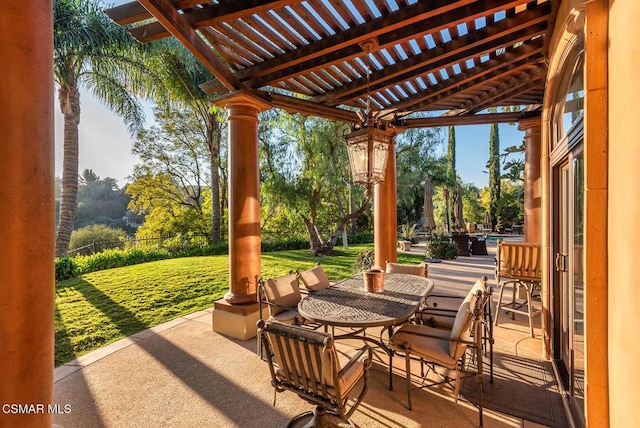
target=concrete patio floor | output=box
[53,239,555,428]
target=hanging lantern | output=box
[345,119,394,186]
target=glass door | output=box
[553,149,585,425]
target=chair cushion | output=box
[324,344,365,397]
[385,261,427,277]
[449,300,473,360]
[265,273,302,315]
[271,309,300,323]
[299,265,331,291]
[390,324,456,368]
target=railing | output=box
[67,234,214,256]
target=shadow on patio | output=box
[53,241,566,428]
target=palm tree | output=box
[143,40,226,244]
[54,0,154,256]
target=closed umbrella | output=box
[423,175,436,231]
[453,187,465,231]
[483,210,491,231]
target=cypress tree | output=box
[447,126,457,229]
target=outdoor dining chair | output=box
[258,319,372,428]
[385,261,428,278]
[414,277,494,382]
[296,263,332,292]
[390,290,485,426]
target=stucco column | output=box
[519,115,542,243]
[0,2,54,427]
[374,139,397,267]
[212,92,270,340]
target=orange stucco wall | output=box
[607,0,640,426]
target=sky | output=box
[53,91,524,189]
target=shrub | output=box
[262,238,310,252]
[398,223,419,244]
[69,224,128,255]
[55,257,79,281]
[337,232,374,245]
[424,239,458,260]
[74,247,171,275]
[353,248,375,273]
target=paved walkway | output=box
[53,239,549,428]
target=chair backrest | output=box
[496,241,542,282]
[385,261,428,278]
[297,264,331,291]
[448,298,474,360]
[258,319,363,413]
[263,273,302,316]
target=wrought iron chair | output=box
[493,241,542,337]
[257,272,318,358]
[390,290,486,426]
[414,277,494,382]
[258,319,372,428]
[385,260,428,278]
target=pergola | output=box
[104,0,553,339]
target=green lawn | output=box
[55,245,424,366]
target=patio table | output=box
[298,273,434,389]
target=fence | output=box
[67,234,214,256]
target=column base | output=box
[212,299,260,340]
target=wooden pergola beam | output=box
[261,92,360,124]
[463,69,547,113]
[128,0,305,44]
[331,23,548,108]
[397,111,526,128]
[311,5,550,105]
[134,0,240,90]
[388,43,544,113]
[241,0,533,88]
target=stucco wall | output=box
[608,0,640,426]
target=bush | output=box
[353,248,375,273]
[69,224,128,255]
[424,239,458,260]
[55,257,79,281]
[74,247,171,275]
[338,232,374,246]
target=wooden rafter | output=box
[105,0,558,124]
[325,17,548,107]
[243,0,537,90]
[385,42,545,114]
[134,0,241,90]
[397,111,525,128]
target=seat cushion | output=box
[385,261,427,277]
[299,265,331,291]
[265,273,302,315]
[390,324,456,369]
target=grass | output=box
[54,245,425,366]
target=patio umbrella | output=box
[483,210,491,230]
[453,187,465,231]
[423,175,436,231]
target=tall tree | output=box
[143,40,226,243]
[445,126,457,232]
[127,107,212,237]
[260,112,368,254]
[489,123,502,231]
[53,0,154,256]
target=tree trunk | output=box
[55,85,81,257]
[304,193,370,255]
[207,115,222,244]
